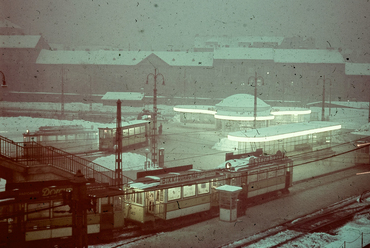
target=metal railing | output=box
[0,135,133,185]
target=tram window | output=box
[168,187,181,201]
[258,170,267,180]
[248,173,257,183]
[101,197,109,205]
[197,183,210,194]
[122,129,129,137]
[135,127,140,134]
[27,202,50,219]
[277,166,285,176]
[53,201,71,217]
[135,193,143,205]
[114,196,122,211]
[156,190,164,202]
[183,185,196,198]
[268,167,277,178]
[129,128,135,136]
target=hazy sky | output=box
[2,0,370,51]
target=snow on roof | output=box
[345,63,370,75]
[270,107,311,116]
[129,182,160,190]
[228,121,341,142]
[0,35,41,48]
[145,176,161,181]
[214,109,274,121]
[101,92,144,101]
[216,185,242,192]
[216,94,270,110]
[274,49,344,64]
[173,105,216,115]
[214,48,274,60]
[217,156,256,169]
[36,49,214,66]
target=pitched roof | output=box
[214,48,274,60]
[0,35,41,48]
[36,49,214,66]
[274,49,344,64]
[345,63,370,75]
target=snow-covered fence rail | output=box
[336,232,370,248]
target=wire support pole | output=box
[317,75,332,121]
[115,99,122,188]
[248,72,264,129]
[146,69,165,167]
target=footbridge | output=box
[0,135,132,186]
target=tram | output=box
[98,120,150,152]
[0,180,124,247]
[353,136,370,165]
[23,125,98,154]
[23,120,150,154]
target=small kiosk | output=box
[216,185,242,222]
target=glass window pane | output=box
[28,202,50,219]
[198,183,209,194]
[168,187,181,201]
[183,185,196,198]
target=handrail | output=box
[0,135,133,185]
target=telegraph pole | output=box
[71,170,88,248]
[115,99,122,188]
[146,69,165,167]
[61,67,65,117]
[317,76,332,121]
[248,72,264,129]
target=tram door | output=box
[146,191,155,214]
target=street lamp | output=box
[248,72,264,129]
[146,69,165,167]
[317,76,332,121]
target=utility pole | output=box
[61,67,65,118]
[317,76,332,121]
[115,99,122,188]
[248,72,264,129]
[146,69,165,167]
[71,170,88,248]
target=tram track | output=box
[221,192,370,248]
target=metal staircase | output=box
[0,135,132,185]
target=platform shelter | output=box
[228,121,341,154]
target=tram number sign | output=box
[160,171,216,185]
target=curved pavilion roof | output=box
[215,94,271,113]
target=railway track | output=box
[221,192,370,248]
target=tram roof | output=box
[128,169,218,190]
[228,121,341,142]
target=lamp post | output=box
[317,76,331,121]
[146,69,165,167]
[248,72,264,129]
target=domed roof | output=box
[215,94,271,112]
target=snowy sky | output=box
[3,0,370,51]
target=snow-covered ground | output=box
[1,102,370,247]
[238,208,370,248]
